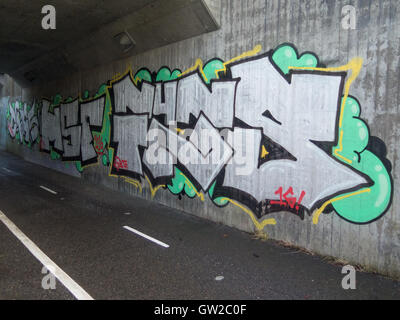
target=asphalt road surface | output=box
[0,151,399,300]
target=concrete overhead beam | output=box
[4,0,220,87]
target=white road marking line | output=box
[0,210,93,300]
[2,167,13,173]
[39,185,58,195]
[123,226,170,248]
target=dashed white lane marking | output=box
[39,185,58,195]
[2,167,21,176]
[0,210,94,300]
[123,226,170,248]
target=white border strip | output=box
[0,210,93,300]
[39,185,58,195]
[123,226,170,248]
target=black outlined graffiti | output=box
[60,99,81,161]
[40,99,63,154]
[7,101,39,146]
[5,43,393,227]
[80,96,106,166]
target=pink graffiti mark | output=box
[7,123,14,137]
[113,156,128,171]
[270,187,306,212]
[93,135,105,155]
[39,138,45,150]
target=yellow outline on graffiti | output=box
[289,57,366,224]
[177,44,262,82]
[178,59,209,83]
[312,188,371,224]
[144,175,165,199]
[261,145,269,158]
[215,44,262,77]
[334,130,352,164]
[175,170,205,201]
[289,57,363,164]
[220,198,276,231]
[124,177,143,193]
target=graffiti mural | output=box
[6,43,393,229]
[7,100,40,147]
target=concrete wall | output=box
[0,74,7,150]
[1,0,399,279]
[0,96,7,151]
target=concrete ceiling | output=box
[0,0,220,87]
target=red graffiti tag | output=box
[93,135,105,155]
[113,156,128,171]
[270,187,306,212]
[7,123,14,137]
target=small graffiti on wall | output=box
[6,43,393,230]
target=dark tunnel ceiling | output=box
[0,0,219,86]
